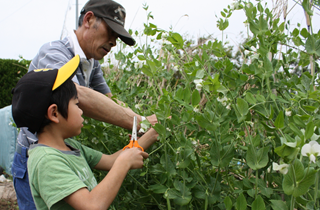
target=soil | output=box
[0,199,19,210]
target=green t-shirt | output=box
[28,138,103,210]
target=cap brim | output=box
[104,19,136,46]
[52,55,80,90]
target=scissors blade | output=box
[131,116,137,141]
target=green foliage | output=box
[0,57,30,108]
[75,1,320,209]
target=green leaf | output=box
[236,193,247,210]
[283,160,317,197]
[191,89,201,107]
[196,69,205,79]
[224,196,233,210]
[246,145,269,170]
[302,0,313,15]
[263,55,273,75]
[137,55,145,60]
[153,123,166,135]
[305,121,314,140]
[245,92,256,104]
[148,184,167,194]
[237,98,249,116]
[289,123,304,138]
[300,28,309,38]
[274,111,284,129]
[252,195,265,210]
[305,34,320,56]
[270,200,288,210]
[141,66,153,77]
[167,32,184,49]
[256,94,266,102]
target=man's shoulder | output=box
[39,37,71,51]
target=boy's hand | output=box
[145,128,159,141]
[119,147,149,169]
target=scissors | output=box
[123,116,144,151]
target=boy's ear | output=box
[47,104,59,124]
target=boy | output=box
[11,55,159,209]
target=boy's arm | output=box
[64,148,148,210]
[94,127,158,171]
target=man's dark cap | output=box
[81,0,136,46]
[11,55,80,134]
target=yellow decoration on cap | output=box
[34,68,52,72]
[52,55,80,91]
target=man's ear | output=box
[47,104,59,124]
[83,11,95,28]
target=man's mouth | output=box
[102,47,109,53]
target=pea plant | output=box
[75,1,320,209]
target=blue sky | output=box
[1,0,319,60]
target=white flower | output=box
[193,107,199,112]
[288,69,295,74]
[231,2,239,10]
[134,61,145,69]
[217,96,228,106]
[285,110,292,117]
[226,104,231,110]
[195,61,199,67]
[161,32,169,39]
[172,65,179,72]
[135,104,142,110]
[139,121,149,133]
[244,50,250,56]
[191,140,197,145]
[193,79,203,85]
[166,128,171,132]
[250,46,257,51]
[196,83,202,91]
[301,141,320,163]
[251,54,259,60]
[163,40,171,45]
[273,162,289,174]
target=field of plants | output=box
[75,0,320,209]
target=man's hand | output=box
[146,114,158,126]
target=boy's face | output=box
[60,97,84,138]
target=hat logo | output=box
[34,68,52,72]
[114,6,125,25]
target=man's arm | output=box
[76,83,157,130]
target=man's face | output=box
[83,17,118,60]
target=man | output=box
[11,0,157,209]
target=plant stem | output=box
[314,170,319,207]
[290,195,295,210]
[255,169,259,198]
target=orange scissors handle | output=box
[122,116,144,151]
[123,140,134,150]
[133,140,144,151]
[122,140,144,151]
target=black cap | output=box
[81,0,135,46]
[12,55,80,133]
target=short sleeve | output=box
[33,155,87,209]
